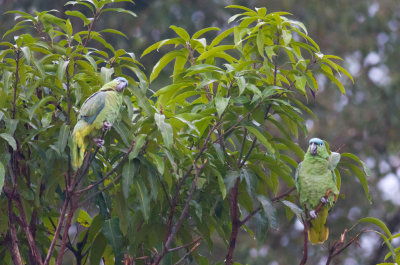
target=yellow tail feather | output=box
[308,207,329,244]
[72,121,93,168]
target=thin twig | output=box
[78,173,122,207]
[164,122,220,243]
[168,236,203,253]
[76,139,136,194]
[161,160,207,258]
[173,242,201,265]
[44,197,70,265]
[325,229,366,265]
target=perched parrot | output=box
[295,138,341,244]
[72,77,128,168]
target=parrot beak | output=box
[310,142,317,156]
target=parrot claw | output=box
[102,121,112,132]
[93,138,104,147]
[309,210,317,219]
[320,197,329,204]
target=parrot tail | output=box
[308,206,329,244]
[72,121,91,169]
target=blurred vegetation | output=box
[1,0,400,264]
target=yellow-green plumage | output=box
[72,77,128,168]
[295,138,340,244]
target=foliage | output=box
[0,1,398,265]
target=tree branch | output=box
[299,215,308,265]
[76,139,136,194]
[13,193,43,265]
[6,194,23,265]
[153,160,207,265]
[56,199,77,265]
[168,236,202,253]
[173,241,201,265]
[44,196,70,265]
[164,122,220,244]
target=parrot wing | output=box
[78,91,106,124]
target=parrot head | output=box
[308,138,329,158]
[114,77,128,92]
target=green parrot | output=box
[72,77,128,168]
[295,138,341,244]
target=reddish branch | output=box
[56,199,77,265]
[225,178,240,265]
[6,196,23,265]
[299,215,308,265]
[325,229,366,265]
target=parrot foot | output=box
[93,138,104,147]
[320,197,329,204]
[309,210,317,219]
[102,121,112,132]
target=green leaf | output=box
[148,153,164,175]
[281,200,303,220]
[154,113,173,148]
[129,134,146,160]
[341,153,371,176]
[198,45,235,61]
[170,25,190,42]
[134,179,150,221]
[0,133,17,151]
[77,209,92,228]
[100,29,128,38]
[21,46,31,65]
[90,233,107,265]
[294,75,307,95]
[28,96,57,120]
[100,67,114,83]
[100,8,137,18]
[343,163,371,203]
[57,124,70,155]
[320,68,346,95]
[210,28,234,47]
[102,218,123,257]
[257,195,279,230]
[192,27,220,39]
[214,96,230,117]
[358,217,392,238]
[245,126,274,154]
[150,50,187,82]
[122,159,137,199]
[65,10,91,25]
[0,163,5,191]
[57,59,69,82]
[3,25,27,39]
[141,38,185,57]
